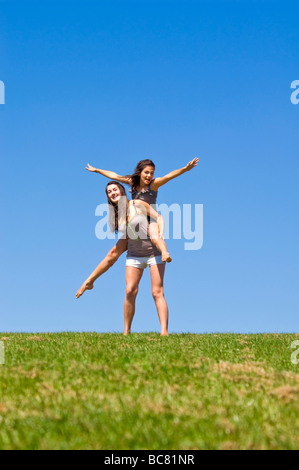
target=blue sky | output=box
[0,0,298,333]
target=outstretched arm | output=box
[76,237,128,299]
[151,157,199,191]
[85,164,132,185]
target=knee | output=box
[152,288,164,301]
[107,248,119,267]
[149,224,160,240]
[125,285,138,299]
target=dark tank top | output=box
[131,185,158,209]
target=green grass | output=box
[0,332,299,450]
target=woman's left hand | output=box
[185,157,199,171]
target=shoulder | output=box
[150,179,159,192]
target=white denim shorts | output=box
[126,255,164,269]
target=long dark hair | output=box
[126,159,155,192]
[105,181,128,233]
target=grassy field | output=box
[0,332,298,450]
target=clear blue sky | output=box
[1,0,298,333]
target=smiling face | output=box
[140,165,155,187]
[106,183,122,204]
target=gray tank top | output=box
[127,212,161,258]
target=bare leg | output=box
[124,266,144,334]
[150,263,169,336]
[76,238,128,299]
[149,222,172,263]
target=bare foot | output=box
[123,330,131,335]
[162,252,172,263]
[75,279,94,299]
[160,331,169,337]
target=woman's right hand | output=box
[85,163,97,172]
